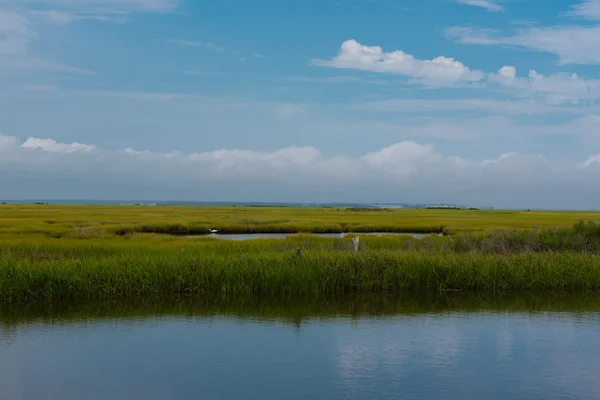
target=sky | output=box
[2,0,600,208]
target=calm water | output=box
[1,295,600,400]
[192,232,441,240]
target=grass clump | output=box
[398,221,600,254]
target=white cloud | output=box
[350,98,600,116]
[455,0,503,12]
[481,152,520,166]
[0,135,18,150]
[313,39,600,104]
[340,115,600,142]
[579,154,600,168]
[0,10,93,74]
[0,11,32,55]
[446,25,600,65]
[2,134,600,209]
[444,27,500,45]
[0,10,30,36]
[1,0,179,13]
[33,10,128,25]
[565,0,600,20]
[443,26,600,102]
[447,2,600,64]
[489,66,600,104]
[0,0,180,27]
[168,40,224,52]
[252,52,265,58]
[313,39,485,86]
[20,137,95,153]
[498,66,516,79]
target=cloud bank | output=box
[2,135,600,209]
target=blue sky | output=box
[2,0,600,208]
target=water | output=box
[193,232,442,240]
[1,294,600,400]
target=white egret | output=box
[352,236,360,252]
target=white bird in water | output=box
[209,228,218,234]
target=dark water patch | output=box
[3,292,600,327]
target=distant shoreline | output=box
[0,199,477,209]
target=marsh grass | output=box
[1,204,597,239]
[2,223,600,301]
[401,221,600,254]
[2,249,600,301]
[2,203,600,301]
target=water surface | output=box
[1,295,599,400]
[193,232,441,240]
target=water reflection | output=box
[1,294,600,400]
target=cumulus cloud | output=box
[2,135,600,209]
[314,39,600,104]
[313,40,485,87]
[498,66,516,79]
[455,0,503,12]
[489,66,600,104]
[20,137,96,153]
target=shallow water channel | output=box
[1,294,600,399]
[190,232,442,240]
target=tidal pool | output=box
[192,232,442,240]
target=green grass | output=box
[2,205,600,301]
[2,231,600,301]
[1,204,599,238]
